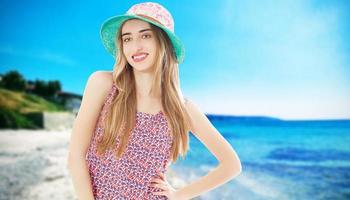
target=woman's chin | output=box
[132,65,155,73]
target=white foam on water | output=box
[236,172,284,199]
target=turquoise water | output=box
[170,116,350,200]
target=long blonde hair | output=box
[97,19,191,163]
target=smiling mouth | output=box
[132,53,148,62]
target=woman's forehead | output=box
[121,19,152,34]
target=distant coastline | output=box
[206,114,350,127]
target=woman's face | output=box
[121,19,158,72]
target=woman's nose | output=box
[131,39,142,50]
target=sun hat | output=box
[100,2,185,64]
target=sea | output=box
[170,115,350,200]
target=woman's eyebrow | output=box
[122,28,152,37]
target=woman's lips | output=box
[132,53,148,62]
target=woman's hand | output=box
[150,171,186,200]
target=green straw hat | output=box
[100,2,185,64]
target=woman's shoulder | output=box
[88,70,113,81]
[84,70,114,101]
[87,70,114,89]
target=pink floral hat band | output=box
[127,2,174,33]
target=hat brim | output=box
[100,14,185,64]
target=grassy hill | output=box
[0,87,68,129]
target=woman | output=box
[67,2,242,200]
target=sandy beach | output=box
[0,129,188,200]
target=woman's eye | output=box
[142,34,151,39]
[123,38,130,42]
[123,34,151,42]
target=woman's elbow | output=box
[67,151,85,170]
[229,160,242,177]
[222,153,242,177]
[67,152,74,170]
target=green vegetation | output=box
[0,70,68,129]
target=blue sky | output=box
[1,0,349,120]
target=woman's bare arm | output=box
[67,71,113,200]
[176,99,242,199]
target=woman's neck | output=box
[134,70,161,98]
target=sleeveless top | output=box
[85,83,174,200]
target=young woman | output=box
[67,2,242,200]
